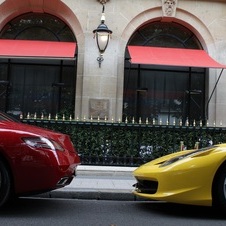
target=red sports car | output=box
[0,111,80,207]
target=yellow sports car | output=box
[133,144,226,211]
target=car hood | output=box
[133,146,223,178]
[137,145,221,169]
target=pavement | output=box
[35,165,143,201]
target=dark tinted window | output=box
[124,22,205,125]
[0,13,76,119]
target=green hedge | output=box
[22,119,226,165]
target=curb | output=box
[34,189,148,202]
[76,165,137,176]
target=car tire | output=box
[0,159,12,208]
[212,164,226,213]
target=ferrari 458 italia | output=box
[0,111,80,207]
[133,144,226,211]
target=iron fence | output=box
[21,118,226,167]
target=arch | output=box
[0,0,85,118]
[120,7,215,53]
[116,6,217,123]
[0,0,84,50]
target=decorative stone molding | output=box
[97,0,110,4]
[162,0,177,17]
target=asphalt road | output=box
[0,198,226,226]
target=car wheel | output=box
[212,164,226,212]
[0,160,12,208]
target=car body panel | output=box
[0,112,80,196]
[133,144,226,206]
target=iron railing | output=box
[21,116,226,167]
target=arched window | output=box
[124,22,206,125]
[0,13,76,119]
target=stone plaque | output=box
[89,99,109,119]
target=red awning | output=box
[128,46,226,69]
[0,39,76,59]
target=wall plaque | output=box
[89,99,109,119]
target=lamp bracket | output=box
[97,54,104,68]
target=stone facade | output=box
[0,0,226,125]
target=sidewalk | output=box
[36,165,139,201]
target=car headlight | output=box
[22,137,64,151]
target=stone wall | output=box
[0,0,226,125]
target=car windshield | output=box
[0,111,18,122]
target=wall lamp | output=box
[93,3,112,67]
